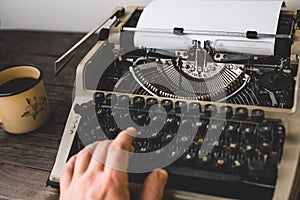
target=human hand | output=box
[60,127,168,200]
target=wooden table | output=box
[1,30,300,200]
[0,30,97,199]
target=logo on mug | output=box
[21,96,48,120]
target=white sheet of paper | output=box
[134,0,283,55]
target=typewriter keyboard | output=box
[73,92,285,199]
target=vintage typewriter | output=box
[48,1,300,199]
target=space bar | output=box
[166,166,241,182]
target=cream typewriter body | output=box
[49,1,300,199]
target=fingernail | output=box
[130,145,135,153]
[157,169,168,185]
[126,127,137,137]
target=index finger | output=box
[105,127,137,172]
[113,127,137,151]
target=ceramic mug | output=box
[0,64,51,134]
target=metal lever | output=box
[54,7,125,75]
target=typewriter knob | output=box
[228,142,239,155]
[132,112,148,126]
[220,105,233,119]
[180,118,193,129]
[235,107,248,120]
[118,95,130,107]
[252,109,265,122]
[175,101,187,113]
[231,159,244,172]
[146,98,158,109]
[204,104,217,117]
[240,124,254,141]
[243,144,254,158]
[149,106,168,129]
[105,93,117,106]
[189,102,201,114]
[93,92,105,104]
[211,140,221,153]
[215,157,227,168]
[165,116,178,129]
[161,99,173,112]
[224,124,237,139]
[182,150,196,161]
[133,96,145,109]
[198,153,212,165]
[104,124,119,139]
[259,142,272,155]
[257,123,272,140]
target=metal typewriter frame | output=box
[49,6,300,200]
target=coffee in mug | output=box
[0,64,51,134]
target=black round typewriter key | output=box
[95,106,105,118]
[240,124,254,141]
[224,123,238,139]
[198,153,212,166]
[220,105,233,119]
[105,126,119,139]
[189,102,201,114]
[133,96,145,109]
[204,104,217,117]
[149,115,163,130]
[195,137,204,147]
[146,98,158,109]
[165,116,178,130]
[118,95,130,107]
[180,118,193,130]
[105,93,117,106]
[243,144,254,158]
[215,157,227,168]
[162,131,174,142]
[228,142,239,155]
[132,113,148,126]
[230,159,244,173]
[251,109,265,122]
[182,150,196,161]
[235,107,248,120]
[259,142,272,155]
[93,92,105,104]
[211,140,221,153]
[257,123,272,140]
[175,101,187,113]
[161,99,173,112]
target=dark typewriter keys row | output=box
[94,92,266,120]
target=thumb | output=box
[139,169,168,200]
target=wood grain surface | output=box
[0,30,97,199]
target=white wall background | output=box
[0,0,299,32]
